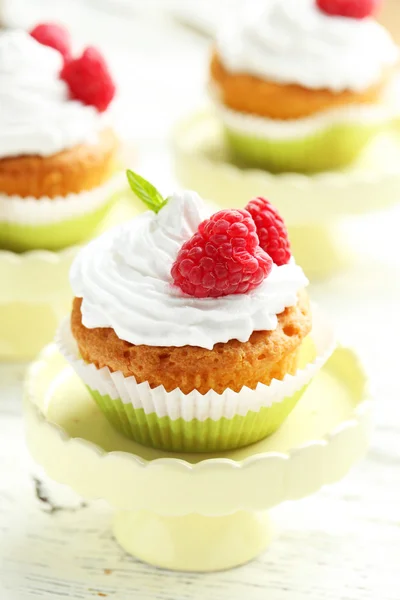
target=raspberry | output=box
[30,23,71,63]
[60,47,116,112]
[171,209,273,298]
[245,197,291,266]
[316,0,381,19]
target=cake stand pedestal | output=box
[114,510,271,571]
[24,344,371,572]
[172,110,400,279]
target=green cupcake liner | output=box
[224,122,383,174]
[0,195,117,253]
[88,384,308,453]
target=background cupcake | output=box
[58,171,335,452]
[209,0,399,173]
[0,26,123,252]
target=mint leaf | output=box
[126,170,167,213]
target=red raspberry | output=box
[30,23,71,63]
[60,47,116,112]
[245,197,291,266]
[316,0,381,19]
[171,209,273,298]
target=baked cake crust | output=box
[0,128,119,198]
[210,51,389,120]
[71,291,312,395]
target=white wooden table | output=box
[1,1,400,597]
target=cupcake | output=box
[0,26,122,252]
[58,171,335,452]
[209,0,399,173]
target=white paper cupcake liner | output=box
[0,171,127,225]
[56,305,335,423]
[209,83,400,141]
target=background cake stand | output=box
[24,343,371,572]
[0,190,141,362]
[172,110,400,279]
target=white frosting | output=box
[0,30,102,158]
[71,192,308,350]
[216,0,399,93]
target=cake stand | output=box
[172,110,400,279]
[0,191,141,362]
[24,343,371,572]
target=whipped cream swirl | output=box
[0,30,102,158]
[216,0,398,93]
[71,192,308,349]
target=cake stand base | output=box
[114,510,271,572]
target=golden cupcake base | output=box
[0,128,119,198]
